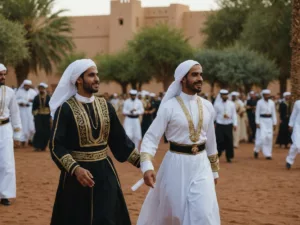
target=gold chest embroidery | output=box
[67,97,110,147]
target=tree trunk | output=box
[15,60,30,86]
[120,82,128,94]
[162,76,174,91]
[138,82,143,91]
[279,71,288,95]
[290,0,300,102]
[131,81,137,90]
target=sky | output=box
[53,0,219,16]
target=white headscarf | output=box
[161,60,200,106]
[49,59,96,117]
[0,63,7,72]
[39,82,48,88]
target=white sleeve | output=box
[232,103,238,126]
[136,101,144,115]
[8,92,22,131]
[289,102,298,127]
[255,101,261,125]
[205,104,219,178]
[272,101,277,125]
[140,104,171,174]
[122,100,130,115]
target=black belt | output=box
[0,118,9,126]
[127,115,139,119]
[19,104,30,107]
[170,142,206,155]
[260,114,272,118]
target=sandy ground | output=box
[1,142,300,225]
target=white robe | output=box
[15,88,37,142]
[137,92,220,225]
[254,99,277,157]
[0,86,22,199]
[286,100,300,165]
[122,98,144,148]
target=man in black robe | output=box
[141,92,156,137]
[49,59,140,225]
[246,91,258,143]
[32,83,51,151]
[276,92,292,148]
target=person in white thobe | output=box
[214,90,237,163]
[286,100,300,169]
[15,80,37,144]
[123,89,144,149]
[254,89,277,159]
[137,60,220,225]
[0,64,22,206]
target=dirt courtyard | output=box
[0,142,300,225]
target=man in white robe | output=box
[0,64,22,206]
[123,89,144,149]
[286,100,300,169]
[15,80,37,145]
[254,89,277,159]
[137,60,220,225]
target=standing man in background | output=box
[254,89,277,160]
[123,89,144,148]
[32,83,51,152]
[0,64,22,206]
[15,79,37,146]
[276,92,292,148]
[286,100,300,169]
[214,89,237,163]
[246,91,258,143]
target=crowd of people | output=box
[0,60,300,225]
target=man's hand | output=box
[214,179,218,185]
[233,126,237,131]
[289,126,293,132]
[74,167,95,187]
[19,103,25,107]
[143,170,156,188]
[256,124,260,129]
[273,125,276,131]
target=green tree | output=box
[202,7,249,49]
[0,15,28,65]
[96,50,152,94]
[195,46,279,93]
[0,0,74,85]
[57,52,86,76]
[240,0,291,93]
[128,24,194,91]
[203,0,291,94]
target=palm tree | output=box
[0,0,74,85]
[290,0,300,102]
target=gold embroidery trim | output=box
[176,96,203,142]
[208,154,220,172]
[140,152,154,163]
[60,154,77,173]
[71,165,80,175]
[106,158,121,187]
[66,97,110,147]
[13,128,21,132]
[71,148,108,162]
[127,148,140,166]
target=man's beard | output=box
[186,80,202,93]
[83,80,98,94]
[0,80,4,86]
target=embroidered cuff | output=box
[208,154,220,172]
[60,154,79,174]
[127,148,140,168]
[140,152,154,163]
